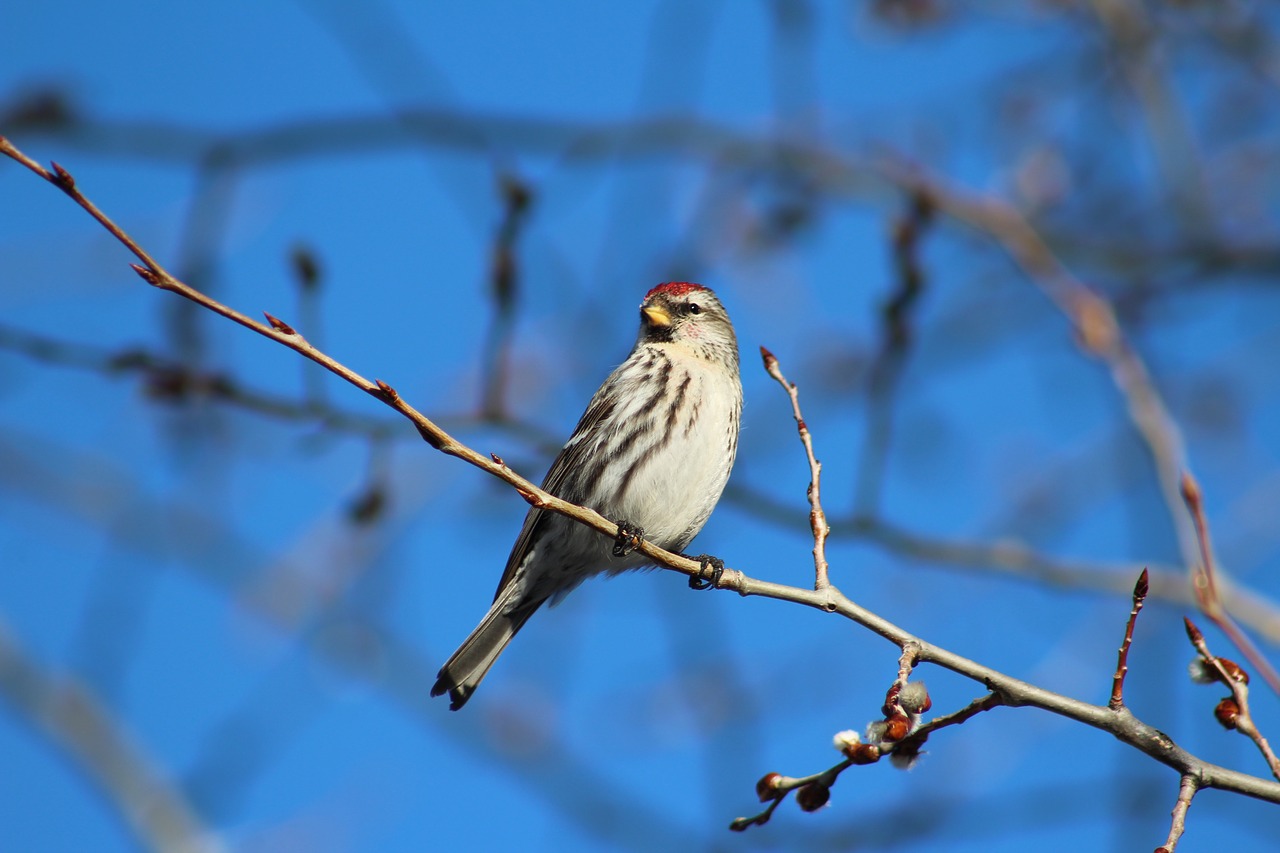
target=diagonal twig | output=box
[760,346,832,591]
[1110,568,1150,709]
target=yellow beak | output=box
[642,305,671,327]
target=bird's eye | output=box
[688,303,702,315]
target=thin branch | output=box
[1110,568,1150,710]
[1156,775,1199,853]
[760,346,832,591]
[1181,472,1280,695]
[903,692,1004,745]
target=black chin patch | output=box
[642,322,675,343]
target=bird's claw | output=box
[689,554,724,590]
[613,522,645,558]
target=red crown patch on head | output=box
[645,281,709,300]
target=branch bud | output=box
[795,782,830,812]
[849,743,881,765]
[882,713,911,743]
[50,161,75,190]
[755,772,783,803]
[1214,698,1240,730]
[263,312,297,335]
[832,729,861,756]
[129,263,163,287]
[1216,657,1249,685]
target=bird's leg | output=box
[688,554,724,590]
[612,521,645,558]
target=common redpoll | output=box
[432,282,742,709]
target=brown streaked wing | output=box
[490,390,619,600]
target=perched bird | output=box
[432,282,742,710]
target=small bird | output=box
[432,282,742,710]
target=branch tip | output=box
[1184,617,1203,644]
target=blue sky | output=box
[3,2,1280,851]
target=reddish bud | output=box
[755,772,783,803]
[1216,658,1249,685]
[795,783,830,812]
[882,714,911,743]
[1183,617,1203,644]
[849,744,881,765]
[490,453,506,466]
[373,379,399,402]
[50,161,75,189]
[759,346,777,372]
[881,683,901,718]
[129,263,162,287]
[263,312,296,335]
[1214,698,1240,730]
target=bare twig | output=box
[902,692,1004,746]
[1156,774,1199,853]
[1110,568,1150,710]
[1181,472,1280,696]
[760,346,832,591]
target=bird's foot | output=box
[612,521,645,558]
[688,554,724,590]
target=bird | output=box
[432,282,742,710]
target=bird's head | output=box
[638,282,738,367]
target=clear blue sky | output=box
[2,2,1279,851]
